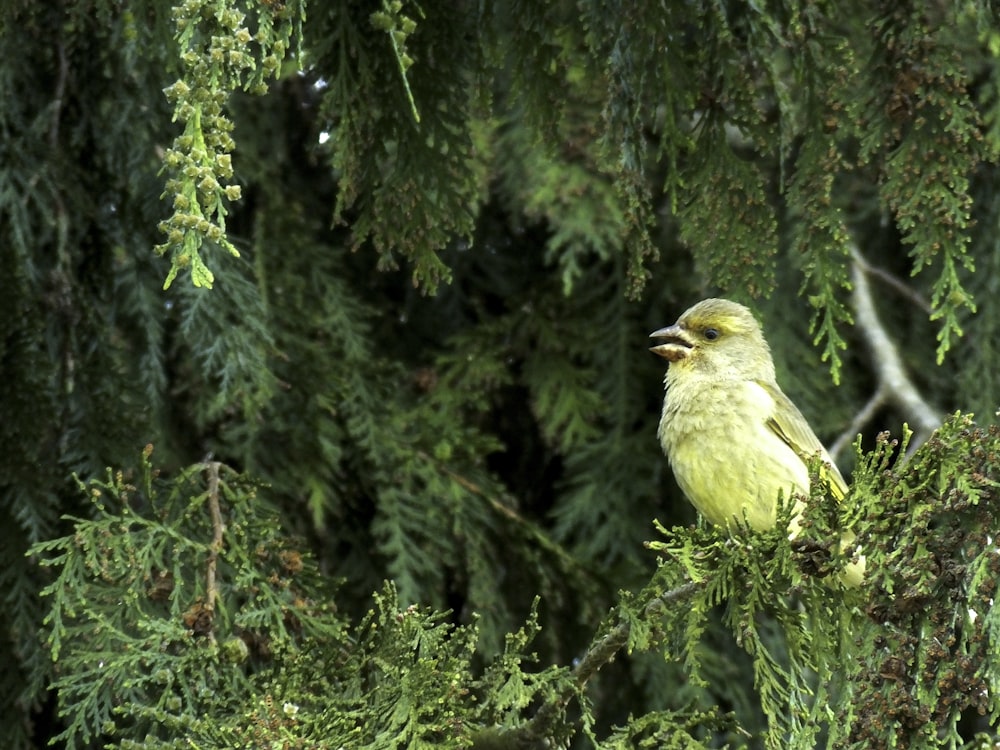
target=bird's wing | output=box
[758,380,848,500]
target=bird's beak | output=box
[649,324,694,362]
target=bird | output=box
[649,298,863,585]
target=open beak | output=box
[649,324,694,362]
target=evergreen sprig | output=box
[786,66,856,383]
[370,0,423,124]
[841,416,1000,747]
[171,254,277,426]
[644,498,852,750]
[494,96,627,298]
[181,586,583,750]
[678,132,778,298]
[316,1,485,293]
[156,0,305,289]
[857,8,985,363]
[31,449,343,749]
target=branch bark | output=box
[849,244,943,454]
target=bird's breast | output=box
[658,377,809,531]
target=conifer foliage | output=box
[4,0,1000,747]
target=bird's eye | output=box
[704,327,720,341]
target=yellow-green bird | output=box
[650,298,863,584]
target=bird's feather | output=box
[759,380,848,499]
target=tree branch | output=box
[507,581,703,748]
[850,244,942,452]
[205,461,225,643]
[50,36,69,150]
[830,385,887,461]
[851,251,932,314]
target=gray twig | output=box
[850,244,942,454]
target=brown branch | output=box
[417,449,526,525]
[205,461,225,642]
[568,581,701,690]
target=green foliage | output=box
[597,708,740,750]
[548,263,670,575]
[670,0,784,299]
[780,11,859,381]
[170,256,277,426]
[494,97,626,297]
[842,416,1000,748]
[238,583,480,749]
[156,0,305,289]
[7,1,1000,748]
[856,6,984,364]
[311,0,486,292]
[678,133,778,298]
[174,587,582,750]
[28,416,1000,749]
[32,451,343,748]
[643,505,852,749]
[955,170,1000,418]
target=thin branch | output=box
[851,252,932,314]
[415,450,589,577]
[570,581,701,689]
[830,385,887,461]
[50,36,69,150]
[508,581,703,748]
[205,461,225,642]
[417,449,526,525]
[850,244,942,452]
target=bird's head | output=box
[649,298,775,380]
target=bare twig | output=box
[417,449,526,525]
[850,244,942,454]
[851,252,932,314]
[830,385,887,461]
